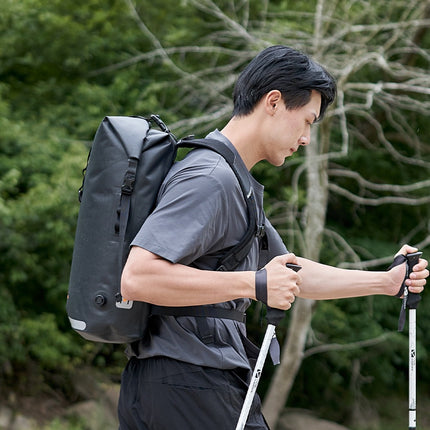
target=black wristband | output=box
[387,254,408,298]
[255,268,267,305]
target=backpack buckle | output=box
[150,114,170,133]
[121,158,139,195]
[256,224,265,238]
[121,172,135,195]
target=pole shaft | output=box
[236,324,276,430]
[409,309,417,429]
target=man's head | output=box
[232,45,336,120]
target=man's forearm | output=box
[121,246,256,306]
[296,257,396,300]
[121,247,302,310]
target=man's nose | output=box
[298,133,310,146]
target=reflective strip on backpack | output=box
[68,317,87,331]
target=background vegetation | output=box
[0,0,429,429]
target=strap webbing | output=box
[152,305,246,345]
[151,305,246,323]
[177,137,262,272]
[115,157,139,271]
[168,137,259,343]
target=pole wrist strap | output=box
[255,268,267,304]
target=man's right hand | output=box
[264,254,302,310]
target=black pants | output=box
[118,356,269,430]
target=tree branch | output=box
[338,234,430,269]
[328,169,430,193]
[187,0,258,45]
[123,0,190,78]
[303,333,393,359]
[329,183,430,206]
[87,46,246,77]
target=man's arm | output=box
[121,244,427,309]
[121,246,301,309]
[296,245,428,300]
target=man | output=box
[118,45,428,429]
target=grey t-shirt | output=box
[126,130,287,370]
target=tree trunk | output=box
[262,126,329,428]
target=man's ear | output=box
[264,90,282,114]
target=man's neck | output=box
[220,115,263,170]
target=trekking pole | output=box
[235,322,277,430]
[235,263,301,430]
[409,303,417,430]
[396,252,422,430]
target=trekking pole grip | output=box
[406,252,423,310]
[397,252,422,332]
[266,263,302,326]
[266,307,285,326]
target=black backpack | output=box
[66,115,261,343]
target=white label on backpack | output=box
[116,299,133,309]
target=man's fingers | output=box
[265,254,302,309]
[280,253,298,265]
[278,292,296,310]
[407,257,428,290]
[396,244,418,257]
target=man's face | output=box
[264,90,322,166]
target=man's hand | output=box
[388,245,428,297]
[264,254,302,310]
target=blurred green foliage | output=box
[0,0,429,426]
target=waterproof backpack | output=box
[66,115,261,343]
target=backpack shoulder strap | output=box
[177,137,264,271]
[152,135,264,344]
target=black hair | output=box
[232,45,336,120]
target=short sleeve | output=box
[131,154,247,267]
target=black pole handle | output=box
[406,251,422,310]
[398,251,423,331]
